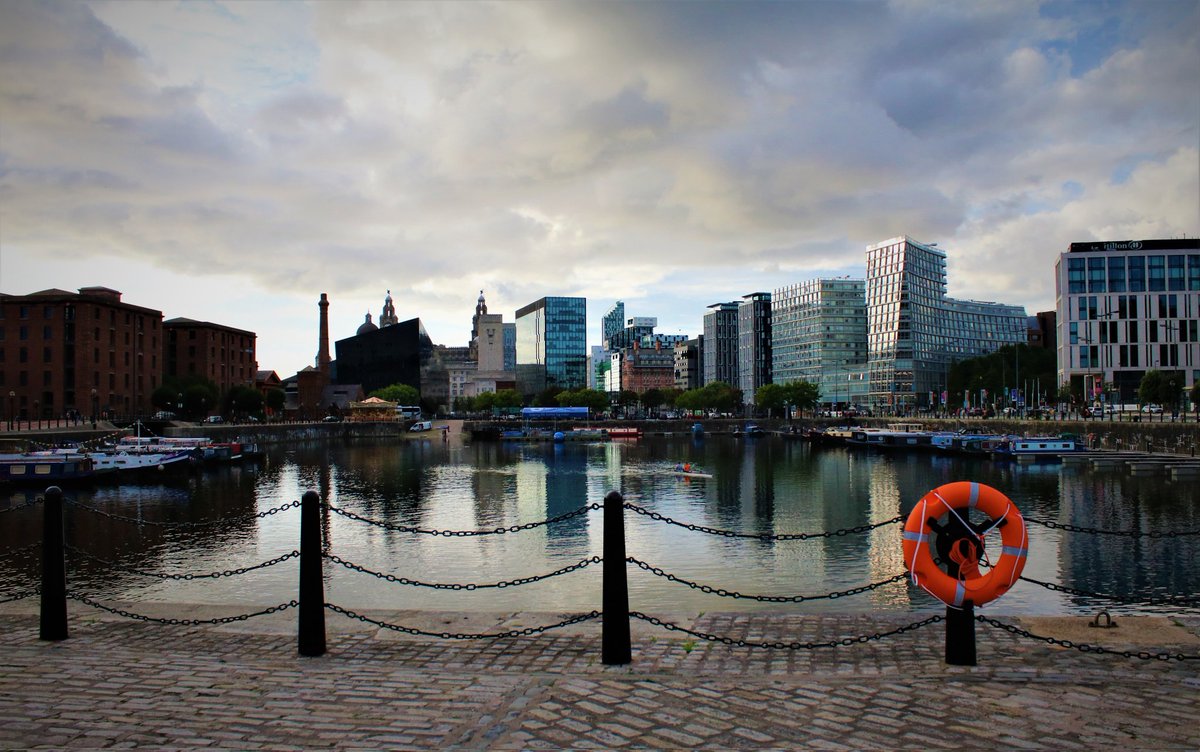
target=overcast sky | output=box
[2,0,1197,379]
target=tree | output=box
[557,388,609,412]
[265,388,286,418]
[641,388,665,414]
[782,380,820,415]
[370,383,420,406]
[755,383,787,418]
[492,389,522,410]
[1139,369,1183,418]
[151,385,180,412]
[225,385,264,418]
[534,386,563,407]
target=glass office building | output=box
[1055,238,1199,404]
[772,278,867,406]
[737,293,772,405]
[702,302,739,387]
[514,297,587,397]
[866,236,1026,411]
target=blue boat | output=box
[0,453,98,486]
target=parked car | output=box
[1142,404,1163,414]
[322,415,343,422]
[204,415,224,424]
[409,420,433,432]
[152,410,176,420]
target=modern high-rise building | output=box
[601,301,625,350]
[674,337,703,391]
[772,278,867,406]
[514,296,587,397]
[866,236,1026,411]
[737,292,772,405]
[503,323,516,372]
[1054,238,1199,404]
[702,302,739,387]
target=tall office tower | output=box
[737,292,772,405]
[602,301,625,350]
[702,302,740,387]
[1055,238,1199,404]
[772,278,866,405]
[866,236,1026,412]
[514,296,587,397]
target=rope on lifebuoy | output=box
[902,481,1028,608]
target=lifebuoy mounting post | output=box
[903,482,1028,666]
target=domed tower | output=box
[357,312,378,336]
[380,290,398,327]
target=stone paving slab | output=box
[1,608,1198,750]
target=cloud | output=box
[0,0,1196,378]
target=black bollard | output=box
[602,490,631,665]
[298,490,326,656]
[945,601,976,665]
[40,486,68,641]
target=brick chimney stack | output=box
[317,293,331,376]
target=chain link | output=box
[0,588,40,605]
[64,545,301,580]
[68,592,299,625]
[325,602,600,639]
[1020,576,1200,607]
[326,553,601,590]
[626,558,907,602]
[976,615,1200,661]
[1023,517,1200,538]
[0,498,43,514]
[623,502,903,540]
[630,611,944,650]
[323,501,600,536]
[64,499,302,529]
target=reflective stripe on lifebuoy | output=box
[902,481,1028,608]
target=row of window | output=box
[1066,254,1200,293]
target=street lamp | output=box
[91,388,98,430]
[6,391,13,431]
[34,400,40,430]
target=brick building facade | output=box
[163,318,257,392]
[0,287,162,421]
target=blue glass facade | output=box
[515,297,587,396]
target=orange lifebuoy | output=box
[902,481,1027,608]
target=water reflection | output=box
[2,437,1197,615]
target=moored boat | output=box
[0,453,98,486]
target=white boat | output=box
[88,449,194,474]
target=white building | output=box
[1054,238,1199,405]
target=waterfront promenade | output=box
[2,604,1198,750]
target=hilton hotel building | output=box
[1054,238,1200,404]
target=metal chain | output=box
[63,499,302,529]
[68,592,299,625]
[626,558,907,602]
[630,611,944,650]
[1024,517,1200,538]
[1,498,45,514]
[624,502,903,540]
[0,588,39,605]
[65,545,301,580]
[1019,576,1200,607]
[325,602,600,639]
[976,615,1200,661]
[323,501,600,536]
[326,553,601,590]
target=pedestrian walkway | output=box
[2,607,1198,750]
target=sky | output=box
[1,0,1197,379]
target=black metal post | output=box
[298,490,326,656]
[945,601,976,665]
[40,486,68,641]
[602,490,631,665]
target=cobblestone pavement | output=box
[2,608,1198,750]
